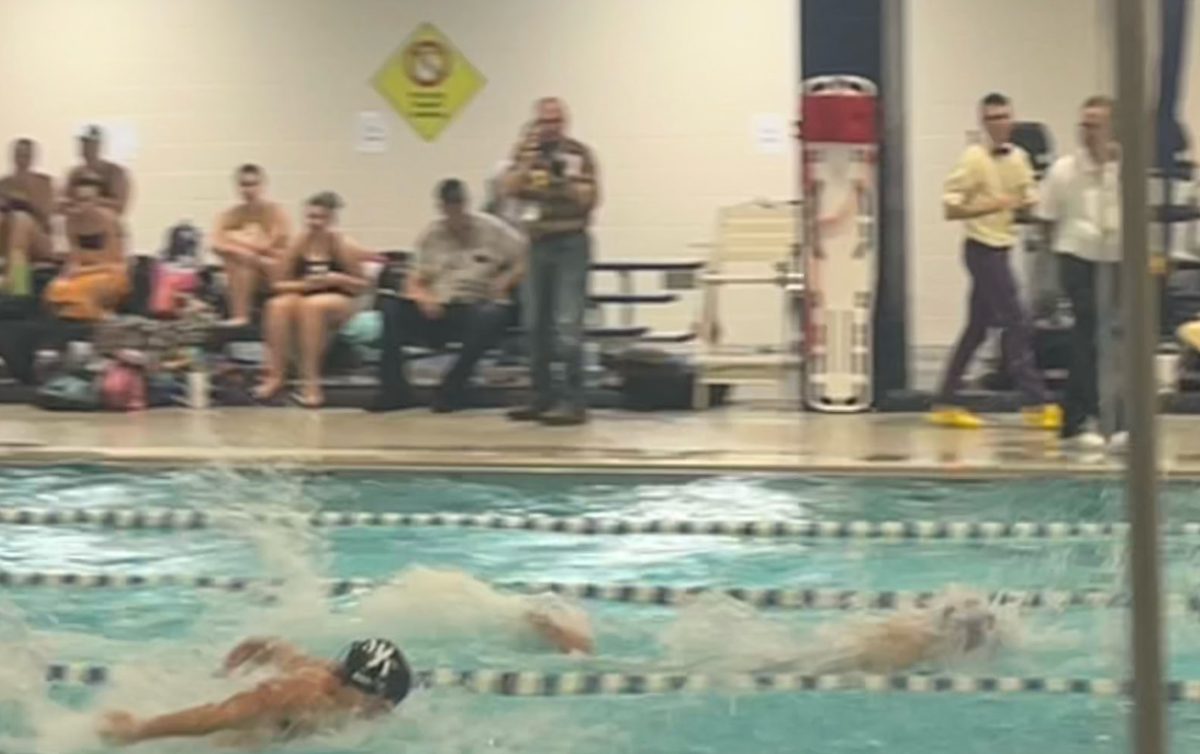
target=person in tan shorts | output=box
[43,174,129,321]
[211,164,291,326]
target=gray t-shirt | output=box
[415,211,527,304]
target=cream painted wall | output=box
[0,0,798,288]
[906,0,1108,354]
[1180,3,1200,160]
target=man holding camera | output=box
[501,97,600,426]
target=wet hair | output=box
[307,191,343,212]
[338,639,412,706]
[437,178,467,206]
[236,163,264,179]
[980,92,1010,109]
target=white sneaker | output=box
[1064,430,1106,450]
[1108,432,1129,453]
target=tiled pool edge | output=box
[0,445,1167,479]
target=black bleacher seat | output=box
[1156,205,1200,224]
[589,293,678,305]
[641,332,697,344]
[590,261,705,273]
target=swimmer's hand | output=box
[221,637,304,674]
[525,610,595,655]
[98,711,142,746]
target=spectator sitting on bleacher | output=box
[64,126,132,218]
[0,139,56,299]
[43,174,129,322]
[211,164,291,327]
[255,191,369,408]
[368,179,526,414]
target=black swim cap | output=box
[338,638,412,705]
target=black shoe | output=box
[366,392,416,413]
[431,388,465,414]
[507,404,550,421]
[539,406,588,427]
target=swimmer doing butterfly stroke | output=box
[96,589,592,748]
[99,638,411,747]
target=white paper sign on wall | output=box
[356,111,390,154]
[752,113,788,155]
[77,119,140,164]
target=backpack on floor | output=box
[36,373,101,411]
[99,358,147,412]
[607,347,730,411]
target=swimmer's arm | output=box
[109,685,287,744]
[525,611,595,655]
[222,637,321,674]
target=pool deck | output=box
[1,404,1198,477]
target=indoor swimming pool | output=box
[2,466,1200,753]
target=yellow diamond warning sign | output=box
[372,23,486,142]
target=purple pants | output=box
[936,239,1049,405]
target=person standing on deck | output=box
[501,97,601,426]
[1039,95,1126,451]
[929,92,1061,431]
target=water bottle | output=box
[187,348,210,409]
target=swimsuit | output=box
[77,232,106,251]
[292,240,348,296]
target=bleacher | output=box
[0,253,712,410]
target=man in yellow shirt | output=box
[930,93,1061,430]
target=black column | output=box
[801,0,909,395]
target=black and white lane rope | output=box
[1,569,1190,612]
[40,662,1200,702]
[0,507,1183,541]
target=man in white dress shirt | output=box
[1039,95,1124,449]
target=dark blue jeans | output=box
[376,297,511,399]
[525,231,591,410]
[937,239,1049,406]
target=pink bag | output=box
[150,264,199,319]
[100,351,147,412]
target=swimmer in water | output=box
[354,567,595,655]
[762,586,1012,675]
[97,637,411,747]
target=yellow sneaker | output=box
[1022,404,1063,431]
[1178,321,1200,352]
[927,406,984,429]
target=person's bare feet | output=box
[252,378,284,401]
[292,383,324,409]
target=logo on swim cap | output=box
[340,638,412,705]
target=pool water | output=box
[1,466,1200,753]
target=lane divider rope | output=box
[0,507,1181,541]
[1,570,1188,612]
[40,663,1200,702]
